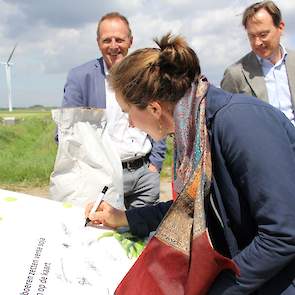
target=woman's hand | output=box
[85,201,128,229]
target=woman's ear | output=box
[147,101,162,119]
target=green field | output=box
[0,110,57,189]
[0,109,51,118]
[0,109,172,191]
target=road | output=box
[2,178,173,201]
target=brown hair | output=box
[109,33,200,109]
[242,1,282,28]
[97,12,132,38]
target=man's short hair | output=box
[242,1,282,28]
[96,12,132,38]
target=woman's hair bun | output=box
[154,33,200,80]
[109,32,201,108]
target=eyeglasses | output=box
[248,31,270,42]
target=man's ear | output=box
[279,21,285,33]
[96,37,100,49]
[147,101,162,119]
[129,36,133,48]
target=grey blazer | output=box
[221,50,295,109]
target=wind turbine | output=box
[1,44,17,112]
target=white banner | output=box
[0,189,137,295]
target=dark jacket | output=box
[126,85,295,294]
[62,57,166,171]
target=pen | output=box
[84,186,109,227]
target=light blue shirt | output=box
[257,45,295,125]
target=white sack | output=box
[50,108,124,210]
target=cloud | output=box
[0,0,294,108]
[3,0,146,29]
[130,13,183,49]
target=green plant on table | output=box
[97,231,146,259]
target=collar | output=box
[103,59,110,76]
[256,44,288,66]
[95,57,106,77]
[205,84,233,128]
[205,84,232,118]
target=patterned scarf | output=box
[174,77,211,198]
[115,77,239,295]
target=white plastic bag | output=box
[50,108,124,210]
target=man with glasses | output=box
[221,1,295,125]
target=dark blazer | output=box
[220,50,295,109]
[126,85,295,294]
[62,57,166,171]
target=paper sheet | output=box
[50,108,124,210]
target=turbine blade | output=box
[5,65,13,112]
[7,43,17,64]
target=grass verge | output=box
[0,113,57,187]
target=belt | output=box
[122,156,149,170]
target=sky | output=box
[0,0,294,109]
